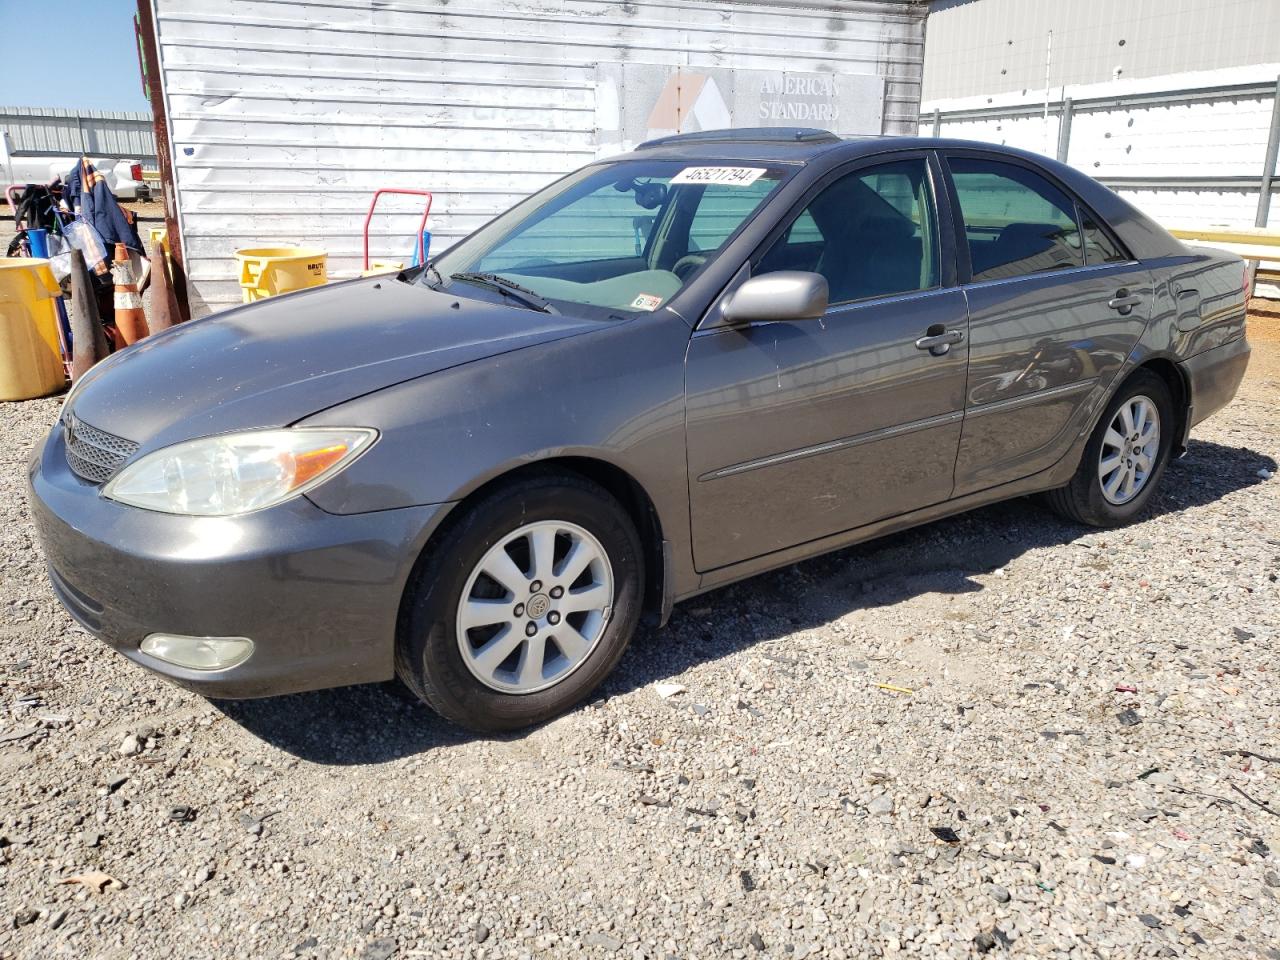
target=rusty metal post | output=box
[135,0,191,322]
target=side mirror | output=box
[721,271,829,325]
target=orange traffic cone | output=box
[112,242,149,345]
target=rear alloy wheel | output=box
[396,473,643,732]
[1046,368,1174,527]
[1096,395,1161,506]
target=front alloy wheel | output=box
[396,472,643,732]
[456,521,614,694]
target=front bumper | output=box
[27,421,450,698]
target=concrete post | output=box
[1256,76,1280,228]
[1056,98,1073,164]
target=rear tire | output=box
[395,472,643,733]
[1046,368,1175,527]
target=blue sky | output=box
[5,0,151,112]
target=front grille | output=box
[63,413,138,484]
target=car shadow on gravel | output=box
[213,438,1275,764]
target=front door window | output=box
[757,158,940,303]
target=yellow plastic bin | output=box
[0,258,65,401]
[361,260,404,277]
[235,247,328,303]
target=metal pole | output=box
[135,0,191,323]
[1255,75,1280,228]
[932,108,941,137]
[1043,29,1053,156]
[1056,97,1073,163]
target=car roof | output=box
[614,128,1186,263]
[623,129,874,164]
[621,129,1029,164]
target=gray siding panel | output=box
[148,0,927,314]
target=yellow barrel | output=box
[235,247,328,303]
[361,260,404,277]
[0,258,65,401]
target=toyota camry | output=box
[29,128,1250,731]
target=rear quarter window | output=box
[1081,214,1129,264]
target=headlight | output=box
[102,428,377,516]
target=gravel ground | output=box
[2,323,1278,960]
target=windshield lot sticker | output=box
[670,166,766,186]
[631,293,663,311]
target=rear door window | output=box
[948,157,1084,282]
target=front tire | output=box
[396,473,643,732]
[1046,369,1175,527]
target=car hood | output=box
[68,277,603,449]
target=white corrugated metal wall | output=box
[146,0,928,315]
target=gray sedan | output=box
[28,129,1250,731]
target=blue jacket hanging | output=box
[64,159,143,254]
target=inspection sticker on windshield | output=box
[670,166,766,187]
[631,293,663,311]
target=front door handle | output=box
[1108,289,1143,314]
[915,326,965,356]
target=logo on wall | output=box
[601,63,882,156]
[758,74,840,124]
[645,73,732,139]
[643,70,842,141]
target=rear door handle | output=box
[915,327,965,356]
[1108,289,1143,314]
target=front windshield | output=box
[429,160,792,315]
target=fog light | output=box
[140,634,254,671]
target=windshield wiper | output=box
[450,272,556,313]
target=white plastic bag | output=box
[62,217,109,275]
[46,233,73,282]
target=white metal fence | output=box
[0,106,158,164]
[921,69,1280,232]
